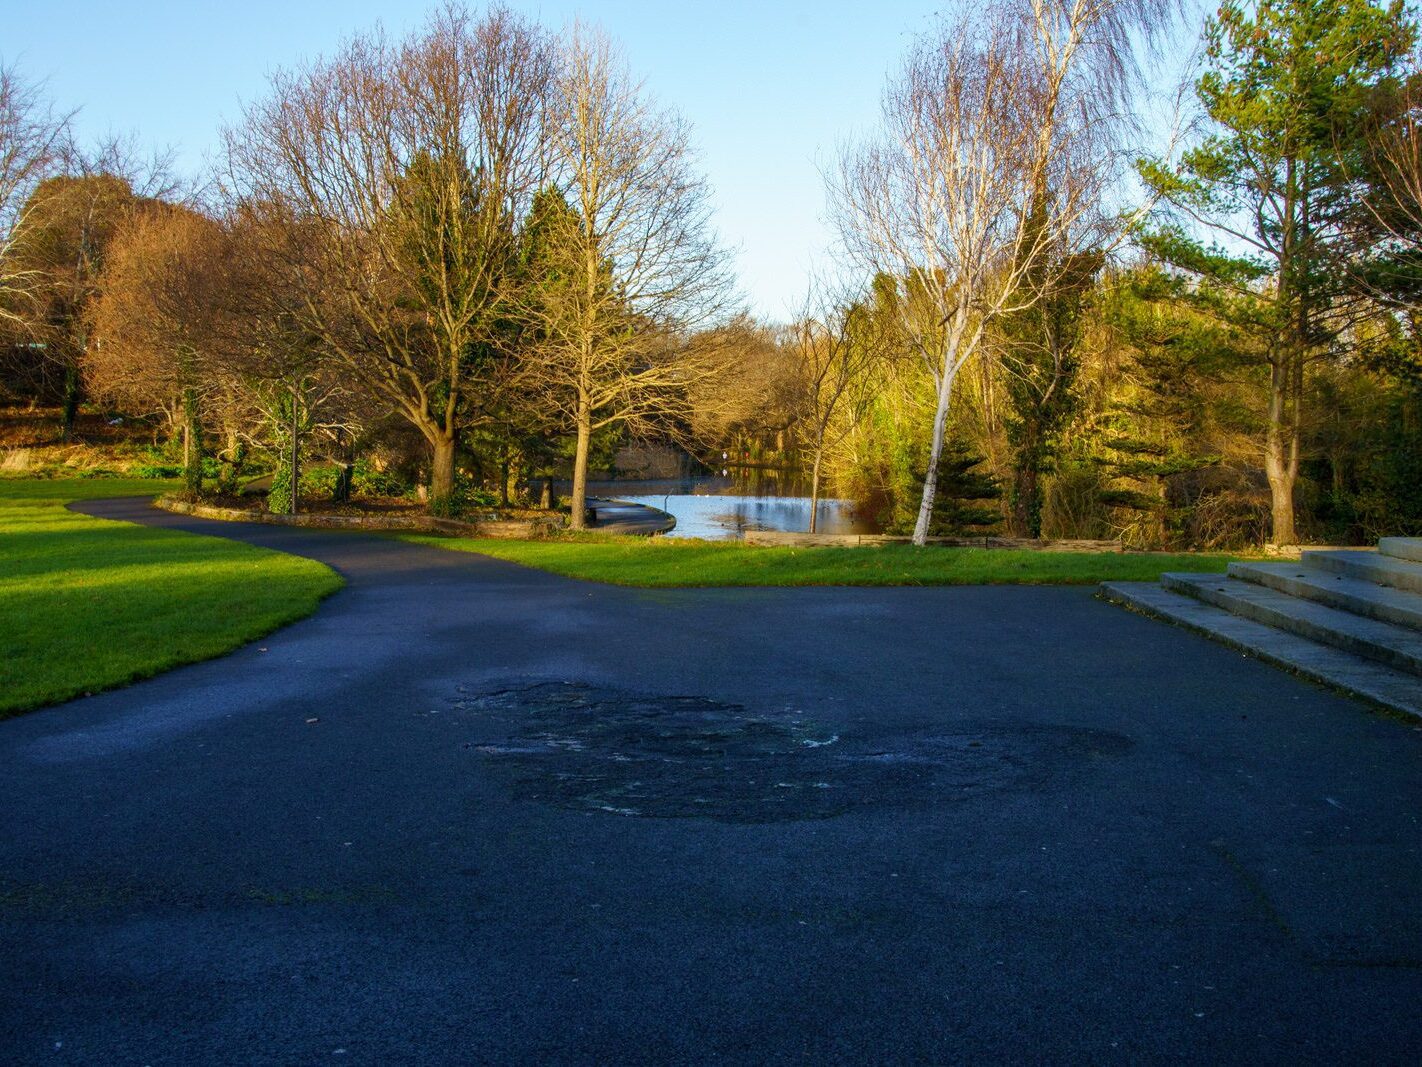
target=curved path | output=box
[2,498,1421,1062]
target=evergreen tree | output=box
[1097,267,1251,545]
[1139,0,1415,544]
[927,437,1003,536]
[996,223,1103,538]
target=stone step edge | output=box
[1379,537,1422,563]
[1162,573,1422,677]
[1302,549,1422,593]
[1227,561,1422,632]
[1098,582,1422,720]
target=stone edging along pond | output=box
[156,497,1123,550]
[743,530,1126,551]
[155,496,561,540]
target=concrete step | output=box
[1099,582,1422,719]
[1380,537,1422,563]
[1228,560,1422,633]
[1162,573,1422,677]
[1303,549,1422,595]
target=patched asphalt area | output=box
[461,681,1133,822]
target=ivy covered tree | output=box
[995,226,1103,538]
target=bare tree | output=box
[225,2,554,512]
[87,203,224,495]
[4,134,180,439]
[789,288,883,532]
[684,315,802,454]
[12,173,142,438]
[0,63,71,333]
[203,204,324,508]
[834,17,1038,544]
[833,0,1169,544]
[520,25,733,528]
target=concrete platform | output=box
[1161,572,1422,676]
[1102,537,1422,719]
[1227,559,1422,631]
[1303,548,1422,594]
[585,497,676,535]
[1379,536,1422,562]
[1101,581,1422,718]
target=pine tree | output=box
[1139,0,1416,544]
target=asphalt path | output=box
[2,497,1420,1064]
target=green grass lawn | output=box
[398,532,1237,587]
[1,478,342,716]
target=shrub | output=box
[132,464,183,479]
[297,460,413,500]
[297,464,341,498]
[424,472,499,518]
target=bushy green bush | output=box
[296,465,340,498]
[268,462,294,514]
[131,456,220,481]
[425,472,500,518]
[297,460,413,500]
[464,481,499,509]
[131,464,183,479]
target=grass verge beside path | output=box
[1,478,342,716]
[399,532,1236,587]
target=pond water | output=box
[581,474,878,541]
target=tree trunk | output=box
[913,363,958,546]
[1150,475,1168,549]
[569,400,592,531]
[1264,360,1299,546]
[1009,459,1042,539]
[1264,455,1297,546]
[182,387,203,498]
[334,462,353,503]
[219,426,246,496]
[289,387,301,515]
[429,435,457,515]
[332,433,356,503]
[809,450,824,534]
[60,365,81,443]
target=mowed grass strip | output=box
[1,478,343,715]
[399,532,1236,587]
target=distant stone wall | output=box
[743,530,1125,551]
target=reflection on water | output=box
[633,494,866,539]
[582,474,877,541]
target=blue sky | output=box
[6,1,1204,320]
